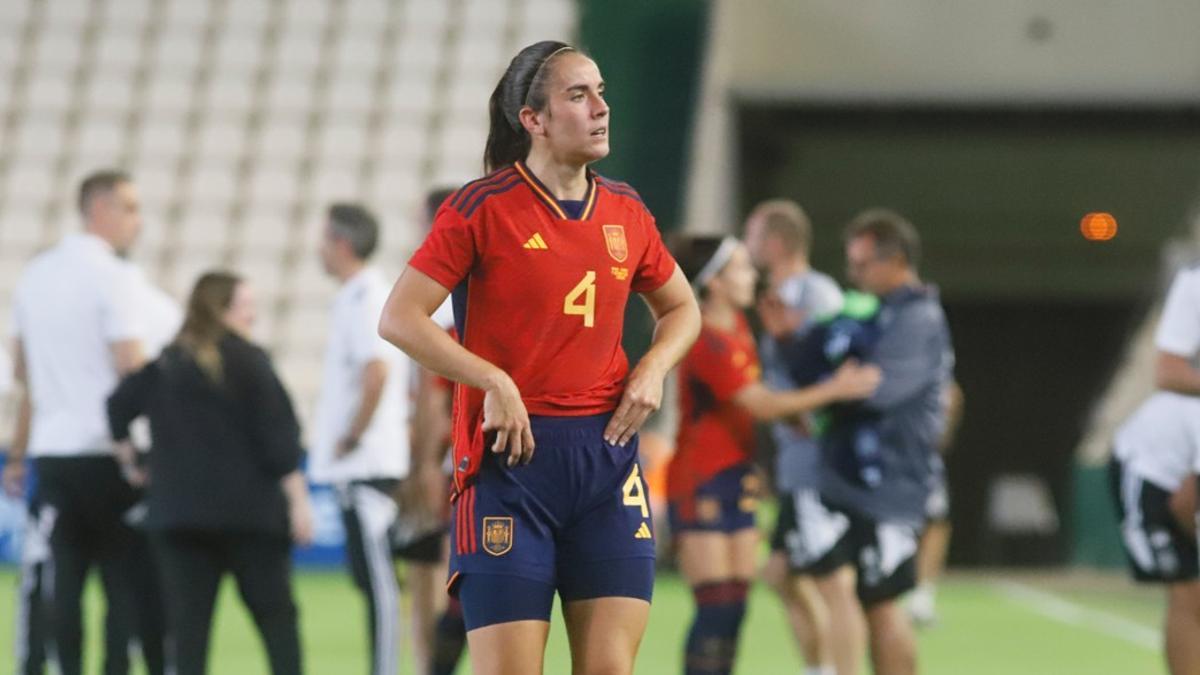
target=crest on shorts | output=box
[482,516,513,556]
[603,225,628,263]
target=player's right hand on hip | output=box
[482,373,535,467]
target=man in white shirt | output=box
[311,203,410,675]
[1111,391,1200,675]
[4,170,151,675]
[1146,264,1200,675]
[745,199,843,675]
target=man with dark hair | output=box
[327,203,380,260]
[313,202,411,675]
[785,209,954,675]
[78,170,133,216]
[5,170,154,675]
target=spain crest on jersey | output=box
[482,516,513,556]
[602,224,628,263]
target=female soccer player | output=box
[669,236,881,675]
[378,41,701,675]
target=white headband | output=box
[694,236,740,289]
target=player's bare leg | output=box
[763,553,831,672]
[910,519,951,626]
[407,559,442,672]
[467,620,550,675]
[815,565,866,675]
[865,600,917,675]
[563,597,651,675]
[1166,581,1200,675]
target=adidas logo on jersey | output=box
[634,522,652,539]
[523,233,549,250]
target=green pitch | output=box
[0,568,1165,674]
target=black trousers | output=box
[339,480,401,675]
[153,529,302,675]
[35,456,141,675]
[16,494,48,675]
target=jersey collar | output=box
[513,160,598,221]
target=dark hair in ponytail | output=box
[484,40,577,172]
[672,235,727,284]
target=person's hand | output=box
[757,293,806,339]
[289,495,316,547]
[114,439,148,488]
[482,373,534,467]
[604,360,666,447]
[2,460,26,498]
[828,360,883,401]
[335,435,359,458]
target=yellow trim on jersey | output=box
[514,162,568,219]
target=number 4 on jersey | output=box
[563,271,596,327]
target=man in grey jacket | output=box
[786,209,954,675]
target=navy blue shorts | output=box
[448,414,656,630]
[668,463,761,534]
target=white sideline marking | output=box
[993,580,1160,651]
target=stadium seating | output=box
[0,0,577,437]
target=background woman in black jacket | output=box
[107,270,313,675]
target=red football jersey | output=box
[668,314,760,502]
[408,161,677,493]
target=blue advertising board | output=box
[0,451,348,567]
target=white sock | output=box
[805,666,835,675]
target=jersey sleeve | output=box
[1156,269,1200,358]
[689,336,759,401]
[631,215,677,294]
[408,205,478,292]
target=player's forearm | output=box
[380,300,510,393]
[345,360,387,442]
[639,284,702,379]
[736,381,838,421]
[1156,352,1200,396]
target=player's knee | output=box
[572,651,636,675]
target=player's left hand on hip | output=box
[605,363,664,447]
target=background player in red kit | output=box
[378,41,701,675]
[669,236,880,675]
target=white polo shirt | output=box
[127,264,182,450]
[1156,266,1200,359]
[10,233,144,456]
[128,263,182,358]
[310,266,410,484]
[1114,392,1200,492]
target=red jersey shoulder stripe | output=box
[596,176,651,216]
[461,174,525,219]
[448,167,517,213]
